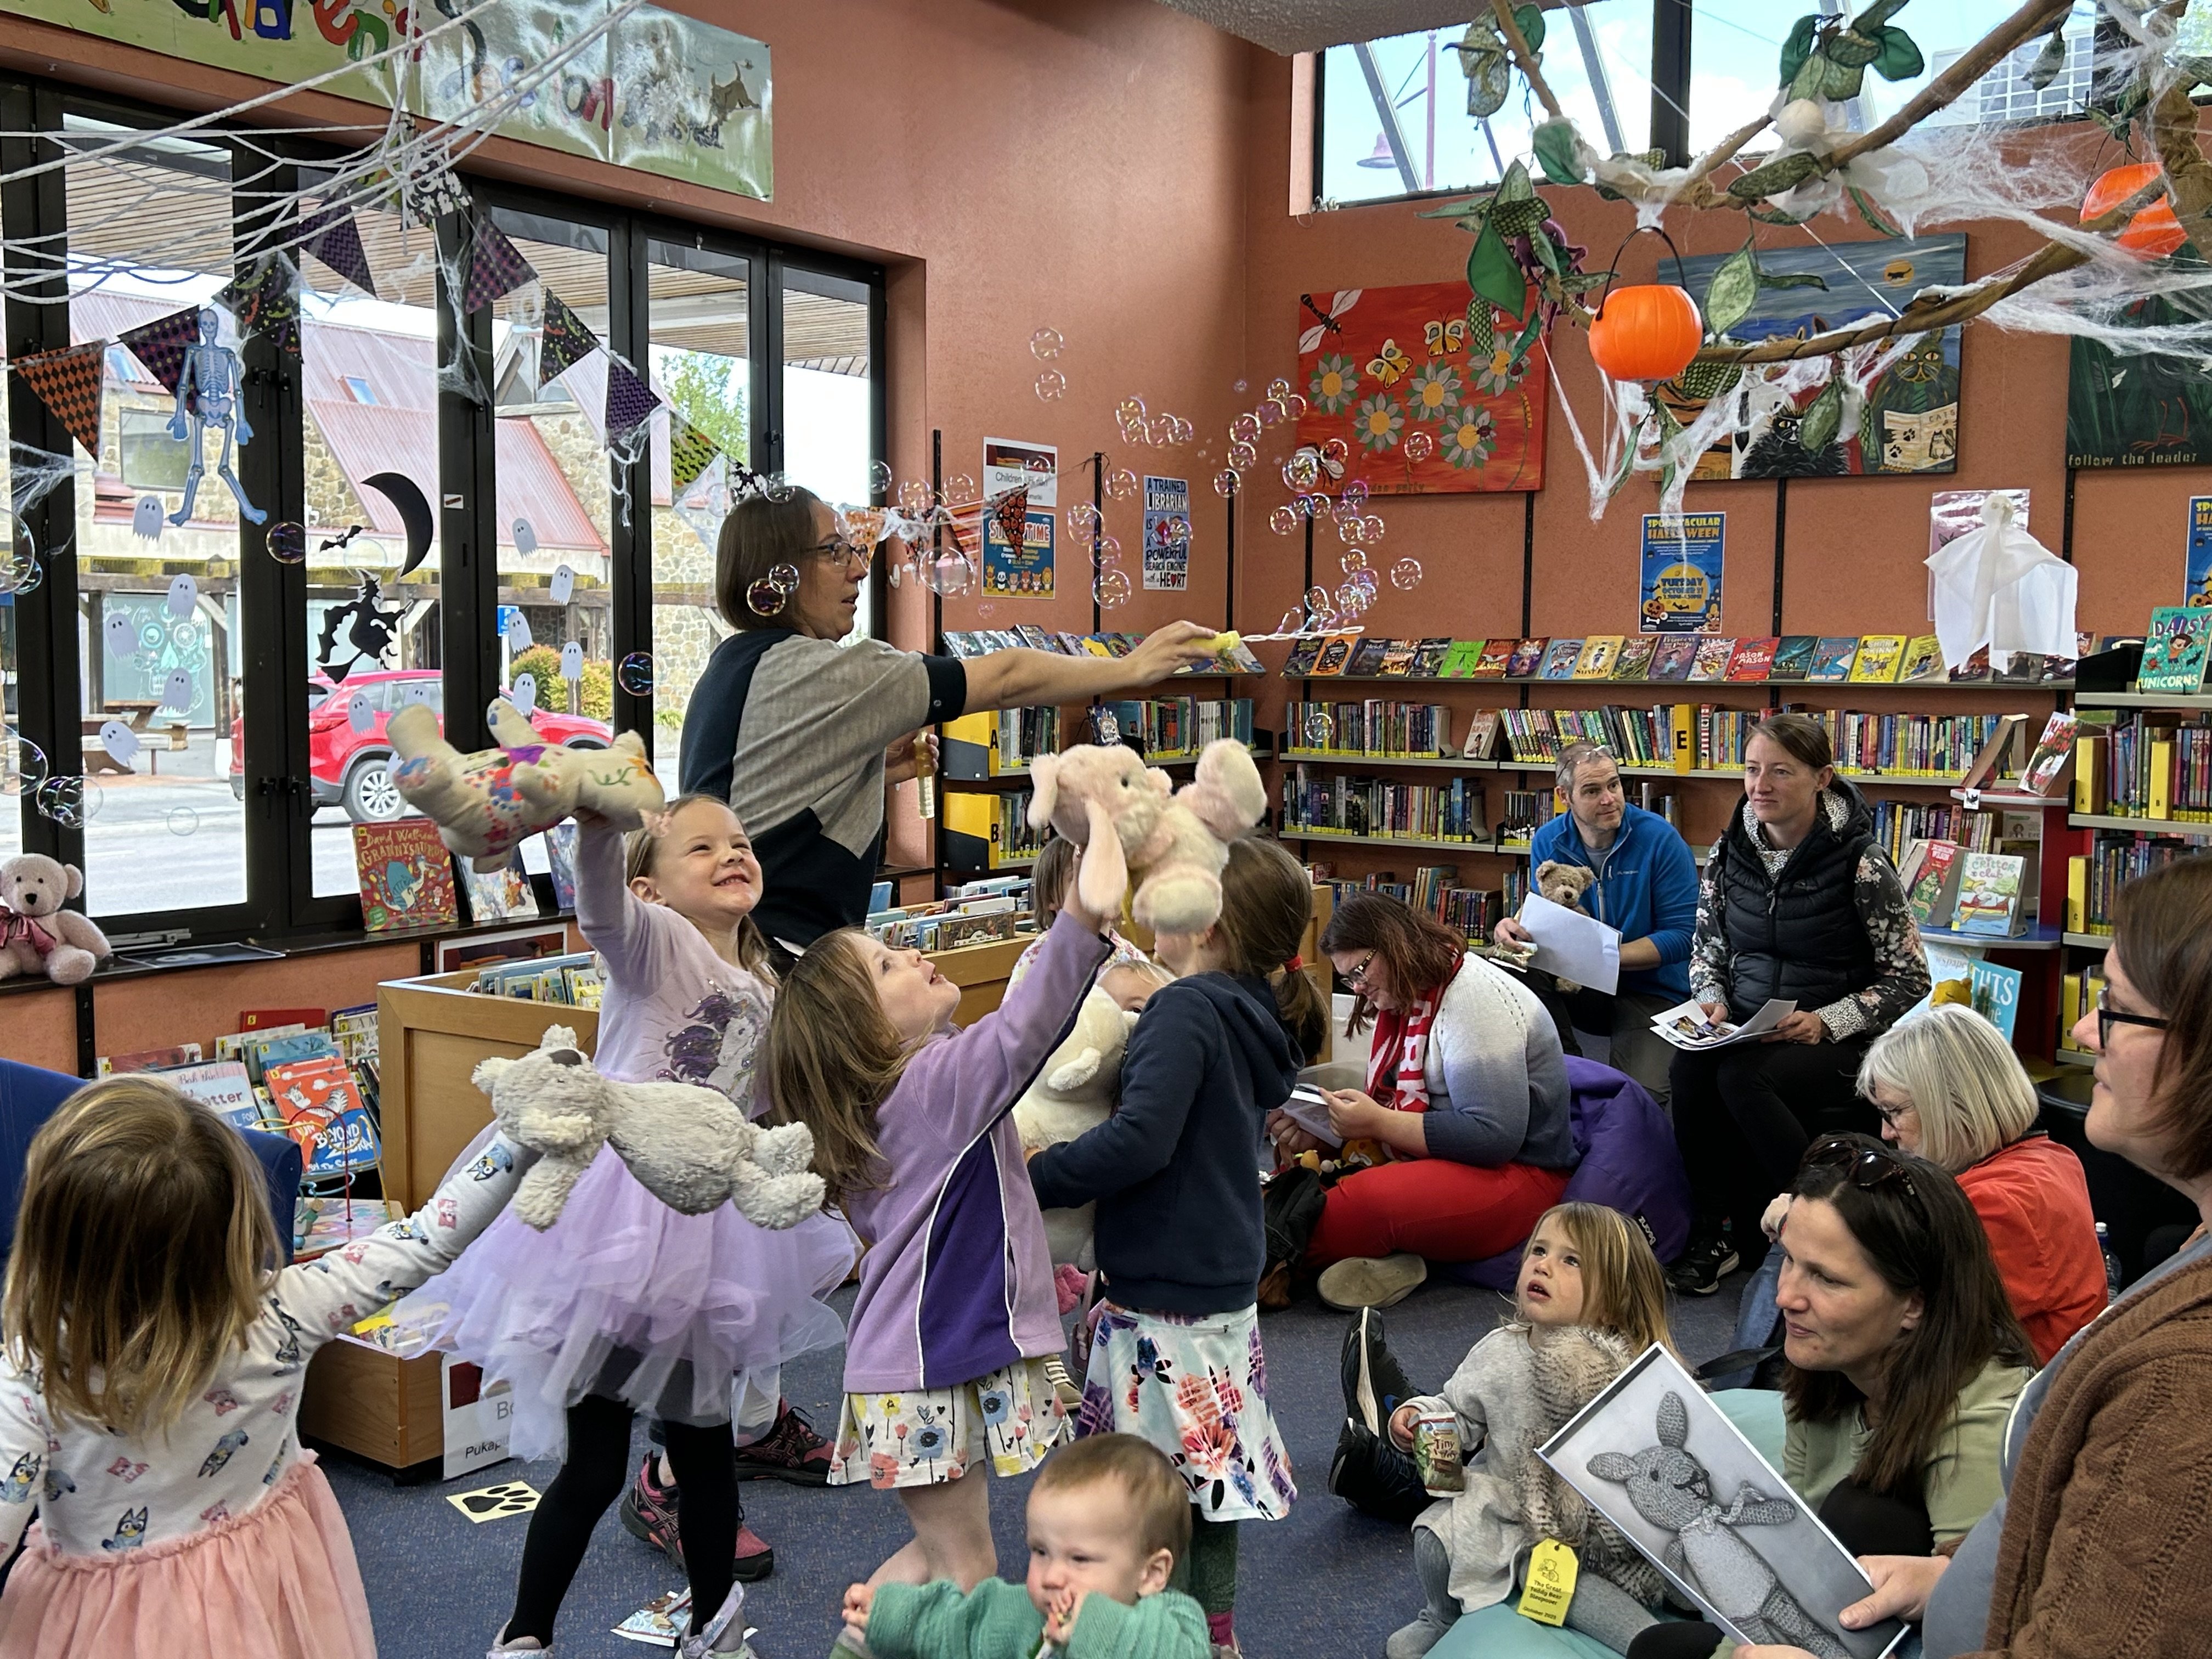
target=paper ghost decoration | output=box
[550,563,574,605]
[505,612,533,649]
[510,674,539,717]
[132,496,165,543]
[97,721,140,768]
[102,613,136,660]
[514,518,538,556]
[165,574,198,621]
[560,642,584,682]
[157,668,193,714]
[1924,493,2078,674]
[347,695,376,735]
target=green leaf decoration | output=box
[1790,50,1831,101]
[1455,17,1513,120]
[1703,242,1759,337]
[1466,299,1496,359]
[1526,224,1564,275]
[1822,54,1867,99]
[1466,217,1528,319]
[1848,184,1906,238]
[1673,352,1744,401]
[1798,376,1845,453]
[1557,269,1615,293]
[1824,26,1882,68]
[1416,195,1497,219]
[1727,150,1824,201]
[1514,4,1547,53]
[1505,304,1545,362]
[2025,27,2068,92]
[1533,119,1583,185]
[1759,270,1830,292]
[1778,15,1821,87]
[1748,201,1820,225]
[1870,25,1922,81]
[1593,181,1627,202]
[1494,159,1536,204]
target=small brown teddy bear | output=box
[0,854,112,986]
[1531,859,1598,994]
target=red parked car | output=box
[228,669,613,822]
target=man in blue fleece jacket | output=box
[1494,741,1699,1107]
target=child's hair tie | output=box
[1283,955,1304,973]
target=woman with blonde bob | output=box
[0,1074,538,1659]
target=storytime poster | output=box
[2188,496,2212,605]
[1639,513,1725,634]
[1142,475,1190,590]
[983,510,1055,599]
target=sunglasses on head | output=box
[1803,1135,1919,1201]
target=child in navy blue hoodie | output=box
[1029,836,1326,1652]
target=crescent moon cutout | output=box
[361,471,435,579]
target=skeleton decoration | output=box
[166,308,266,528]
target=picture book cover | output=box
[354,820,458,933]
[161,1059,261,1130]
[1849,635,1907,683]
[1951,851,2027,936]
[2140,605,2212,693]
[244,1030,337,1086]
[1807,636,1860,681]
[1310,634,1359,676]
[1345,636,1393,677]
[1462,708,1504,759]
[1897,634,1945,683]
[462,854,541,926]
[2019,712,2080,796]
[1474,637,1518,679]
[1440,640,1487,678]
[1282,636,1325,676]
[97,1043,203,1077]
[544,821,580,912]
[1649,637,1700,681]
[1612,635,1660,680]
[1686,636,1737,682]
[240,1007,323,1033]
[1902,840,1965,927]
[1725,637,1780,681]
[1410,637,1454,677]
[1573,635,1624,679]
[1506,637,1548,678]
[1769,636,1818,681]
[1014,623,1054,650]
[1946,644,1993,682]
[1376,639,1419,677]
[1540,639,1586,680]
[1993,652,2049,685]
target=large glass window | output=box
[781,267,876,640]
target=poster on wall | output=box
[1142,475,1190,590]
[2068,296,2212,470]
[2187,497,2212,605]
[983,437,1058,508]
[1295,279,1548,494]
[1639,513,1725,634]
[1671,235,1966,481]
[984,510,1056,599]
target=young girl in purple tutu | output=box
[409,795,855,1659]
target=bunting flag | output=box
[11,342,106,455]
[216,253,301,356]
[462,216,535,314]
[118,306,203,395]
[299,204,376,296]
[992,486,1029,556]
[667,414,720,493]
[840,505,889,548]
[538,292,601,389]
[605,356,661,442]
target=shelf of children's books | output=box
[1916,922,2065,952]
[1279,830,1501,855]
[1283,676,2075,692]
[2068,812,2212,836]
[1148,741,1276,767]
[2075,691,2212,709]
[1280,751,1977,791]
[2063,932,2114,951]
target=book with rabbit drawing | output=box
[1537,1344,1906,1658]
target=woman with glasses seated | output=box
[1667,714,1930,1296]
[1274,893,1579,1310]
[679,487,1221,958]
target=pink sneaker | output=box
[1054,1263,1087,1315]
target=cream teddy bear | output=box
[475,1025,825,1232]
[1025,738,1266,935]
[388,698,664,873]
[0,855,112,986]
[1523,859,1599,993]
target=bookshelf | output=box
[2069,811,2212,836]
[1290,676,2074,695]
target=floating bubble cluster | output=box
[33,775,96,827]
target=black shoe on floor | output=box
[1327,1418,1432,1525]
[1339,1307,1417,1436]
[1666,1233,1739,1296]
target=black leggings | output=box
[1671,1036,1876,1241]
[506,1395,739,1645]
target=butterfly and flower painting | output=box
[1296,280,1548,495]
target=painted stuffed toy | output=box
[0,855,112,987]
[1025,738,1266,934]
[1528,859,1599,993]
[1585,1391,1849,1658]
[1012,984,1141,1269]
[388,698,664,873]
[475,1025,825,1232]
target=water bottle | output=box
[2096,1221,2125,1304]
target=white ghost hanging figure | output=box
[1924,492,2078,674]
[132,496,165,543]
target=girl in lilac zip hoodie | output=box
[763,864,1115,1599]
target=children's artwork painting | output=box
[1296,280,1547,494]
[1540,1345,1906,1659]
[2067,294,2212,470]
[1670,235,1966,482]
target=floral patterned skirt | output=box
[827,1357,1066,1489]
[1074,1302,1295,1523]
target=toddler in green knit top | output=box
[838,1435,1210,1659]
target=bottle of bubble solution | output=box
[913,732,936,820]
[2096,1221,2125,1304]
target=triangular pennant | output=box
[118,306,203,396]
[992,486,1029,553]
[462,216,535,315]
[538,292,601,389]
[667,414,720,493]
[300,204,375,296]
[12,341,105,454]
[215,253,301,355]
[605,357,662,443]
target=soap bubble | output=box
[1034,369,1066,400]
[1030,326,1064,360]
[1117,396,1147,427]
[167,806,199,837]
[898,480,935,516]
[746,578,788,616]
[1285,392,1309,419]
[1234,378,1250,393]
[34,775,97,827]
[769,562,800,593]
[1228,439,1259,470]
[1266,377,1291,400]
[1390,557,1423,590]
[1403,430,1436,463]
[1299,493,1327,520]
[1321,437,1350,465]
[978,601,997,619]
[762,473,795,503]
[1267,506,1298,535]
[1341,477,1370,509]
[1105,467,1138,500]
[1338,516,1365,545]
[868,460,894,495]
[265,521,307,565]
[1304,709,1334,747]
[1341,550,1368,573]
[617,653,656,695]
[1276,608,1303,635]
[1305,585,1332,616]
[1147,415,1175,446]
[0,550,38,598]
[1362,515,1389,542]
[1283,450,1321,490]
[924,549,977,595]
[1229,414,1260,444]
[1094,568,1133,609]
[1335,582,1370,617]
[945,473,979,505]
[1068,500,1102,539]
[1,728,47,798]
[1212,468,1240,497]
[1255,399,1283,427]
[1094,533,1122,568]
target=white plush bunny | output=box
[476,1025,825,1232]
[1012,985,1143,1269]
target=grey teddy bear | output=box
[1585,1391,1849,1658]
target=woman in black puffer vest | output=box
[1665,714,1931,1295]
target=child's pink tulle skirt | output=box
[0,1452,373,1659]
[405,1142,857,1460]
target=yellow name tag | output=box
[1516,1538,1578,1627]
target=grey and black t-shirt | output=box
[678,628,965,948]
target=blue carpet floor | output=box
[329,1270,1748,1658]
